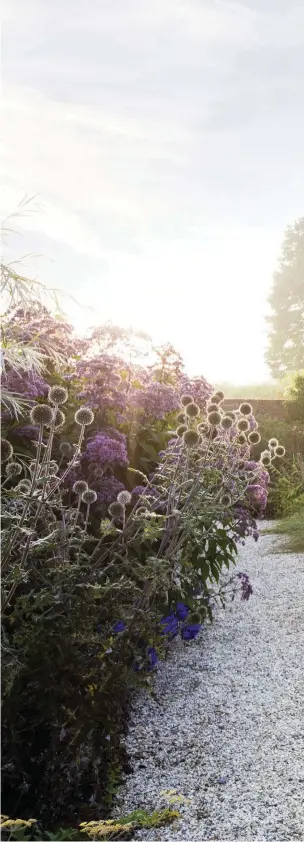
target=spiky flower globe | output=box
[48,386,68,406]
[53,409,66,429]
[239,402,252,416]
[177,412,186,424]
[213,390,225,402]
[248,431,261,445]
[1,438,14,462]
[221,492,232,506]
[73,480,89,495]
[274,445,285,458]
[47,461,59,476]
[260,450,272,467]
[237,418,249,432]
[185,402,200,418]
[237,433,247,445]
[207,410,221,427]
[221,415,233,430]
[16,479,31,494]
[109,501,125,519]
[268,438,279,450]
[60,441,72,456]
[176,424,187,437]
[180,395,194,407]
[183,429,200,447]
[5,461,22,477]
[82,489,97,504]
[30,404,54,427]
[75,407,94,426]
[117,490,132,505]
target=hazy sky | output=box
[2,0,304,384]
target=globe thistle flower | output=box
[188,610,201,624]
[74,407,94,426]
[183,429,200,447]
[198,422,209,436]
[239,402,252,416]
[48,385,68,405]
[16,479,31,494]
[176,424,187,437]
[274,445,285,458]
[73,480,89,495]
[213,390,225,402]
[211,427,219,440]
[268,437,279,450]
[221,415,233,430]
[82,489,97,504]
[1,439,14,462]
[117,490,132,505]
[185,402,200,418]
[180,395,194,407]
[60,441,72,456]
[221,492,232,506]
[237,433,247,445]
[5,461,22,477]
[52,409,66,429]
[248,431,261,445]
[30,404,54,427]
[260,450,272,467]
[237,418,249,432]
[177,412,186,424]
[207,410,221,427]
[47,461,59,476]
[226,411,236,420]
[109,501,125,519]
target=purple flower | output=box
[181,624,202,641]
[175,602,190,621]
[83,430,128,468]
[112,620,127,633]
[147,646,158,670]
[237,572,253,601]
[160,614,179,637]
[131,382,180,420]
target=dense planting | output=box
[1,290,286,832]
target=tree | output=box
[266,217,304,378]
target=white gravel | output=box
[114,523,304,840]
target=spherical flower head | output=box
[75,407,94,426]
[60,441,72,455]
[117,490,132,505]
[30,404,54,427]
[177,412,186,424]
[248,431,261,445]
[221,415,233,430]
[16,479,31,494]
[1,438,14,462]
[185,402,200,418]
[109,501,125,519]
[82,489,97,504]
[260,451,272,467]
[221,492,231,506]
[274,445,285,458]
[268,438,279,450]
[239,402,252,416]
[237,433,247,445]
[183,429,200,447]
[5,461,22,477]
[214,390,225,402]
[198,422,209,437]
[207,410,221,426]
[226,411,236,420]
[237,418,249,432]
[47,461,59,476]
[176,424,187,437]
[73,480,89,495]
[53,409,66,429]
[180,395,194,407]
[48,385,68,405]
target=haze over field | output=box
[2,0,304,382]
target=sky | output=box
[1,0,304,384]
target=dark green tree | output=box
[266,217,304,378]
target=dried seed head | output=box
[82,489,97,504]
[5,461,22,477]
[73,480,89,495]
[207,410,221,427]
[180,395,194,407]
[239,402,252,416]
[74,407,94,426]
[248,431,261,445]
[48,386,68,405]
[183,429,200,447]
[237,418,249,432]
[30,404,54,427]
[1,438,14,462]
[117,490,132,505]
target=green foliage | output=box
[285,373,304,424]
[266,217,304,378]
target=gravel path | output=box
[114,524,304,840]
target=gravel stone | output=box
[114,524,304,840]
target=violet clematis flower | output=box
[181,624,202,641]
